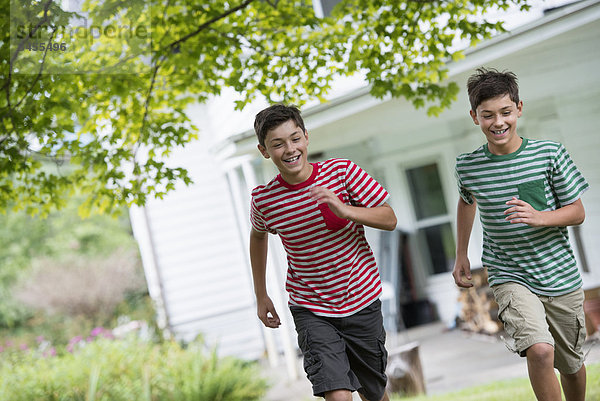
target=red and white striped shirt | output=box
[250,158,390,317]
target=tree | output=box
[1,0,531,217]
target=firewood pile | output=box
[456,269,503,335]
[386,342,426,396]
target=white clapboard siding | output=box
[558,89,600,281]
[130,136,265,360]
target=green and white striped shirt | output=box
[455,138,589,296]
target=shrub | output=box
[0,336,267,401]
[0,198,139,329]
[14,249,146,320]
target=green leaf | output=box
[0,0,534,215]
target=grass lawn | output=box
[393,362,600,401]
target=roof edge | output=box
[228,0,600,145]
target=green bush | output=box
[0,195,140,329]
[0,336,267,401]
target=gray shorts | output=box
[290,300,388,401]
[492,282,586,374]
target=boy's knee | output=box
[526,343,554,365]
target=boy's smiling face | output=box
[258,119,312,185]
[470,94,523,155]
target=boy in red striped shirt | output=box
[249,104,397,401]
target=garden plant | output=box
[0,328,267,401]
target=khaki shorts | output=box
[492,282,586,374]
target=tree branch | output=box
[4,0,55,146]
[9,0,55,66]
[13,26,59,110]
[159,0,256,54]
[58,0,258,76]
[157,0,177,49]
[136,53,166,159]
[132,0,260,156]
[84,0,249,73]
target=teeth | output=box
[284,155,300,162]
[493,129,507,135]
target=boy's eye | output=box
[272,143,282,148]
[483,115,492,119]
[503,111,511,116]
[292,137,300,142]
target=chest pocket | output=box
[517,179,548,211]
[318,202,350,231]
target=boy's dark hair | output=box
[254,104,306,147]
[467,67,519,111]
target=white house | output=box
[130,0,600,373]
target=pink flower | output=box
[43,347,57,358]
[36,336,45,344]
[68,335,83,345]
[19,344,28,351]
[67,336,83,353]
[90,327,105,337]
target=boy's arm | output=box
[249,228,281,328]
[504,197,585,227]
[452,197,477,288]
[309,186,397,231]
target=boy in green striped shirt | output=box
[453,68,589,401]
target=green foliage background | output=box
[0,191,140,330]
[1,0,531,217]
[0,337,267,401]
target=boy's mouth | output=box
[283,155,301,164]
[491,128,508,136]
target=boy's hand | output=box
[309,186,348,219]
[504,197,545,226]
[256,295,281,329]
[452,255,473,288]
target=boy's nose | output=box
[284,142,295,153]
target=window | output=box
[406,163,455,275]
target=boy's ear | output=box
[469,109,480,126]
[304,130,309,144]
[257,144,270,159]
[517,100,523,117]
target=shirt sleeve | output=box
[344,161,390,208]
[455,162,474,205]
[551,144,589,207]
[250,196,273,234]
